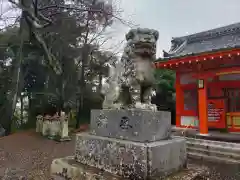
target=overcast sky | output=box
[108,0,240,57]
[2,0,240,58]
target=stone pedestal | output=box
[51,109,189,179]
[74,133,186,179]
[90,109,171,142]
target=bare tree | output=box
[0,0,135,132]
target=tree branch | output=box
[38,4,107,14]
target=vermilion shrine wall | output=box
[177,71,240,131]
[179,73,198,127]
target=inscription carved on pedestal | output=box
[119,116,133,130]
[97,114,108,128]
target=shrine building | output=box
[155,22,240,135]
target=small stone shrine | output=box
[50,28,207,179]
[36,111,70,142]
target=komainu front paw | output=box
[148,104,157,111]
[134,103,157,111]
[134,102,144,109]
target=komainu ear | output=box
[153,30,159,40]
[126,29,135,41]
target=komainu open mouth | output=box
[134,42,153,49]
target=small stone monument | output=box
[50,28,207,179]
[42,115,51,136]
[58,111,71,142]
[36,115,43,133]
[36,112,70,142]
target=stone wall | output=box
[36,113,70,141]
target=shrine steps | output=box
[187,152,240,164]
[184,137,240,164]
[171,126,240,143]
[187,147,240,160]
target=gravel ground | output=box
[0,131,239,180]
[0,130,75,179]
[188,159,240,180]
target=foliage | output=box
[153,69,176,110]
[0,0,128,134]
[152,68,176,124]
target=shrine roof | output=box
[160,22,240,61]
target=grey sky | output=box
[110,0,240,57]
[2,0,240,58]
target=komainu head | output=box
[125,28,159,57]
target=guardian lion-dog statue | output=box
[102,28,159,110]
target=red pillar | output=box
[198,79,208,134]
[175,72,183,127]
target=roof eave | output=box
[156,47,240,63]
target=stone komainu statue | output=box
[102,28,159,110]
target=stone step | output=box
[187,152,240,164]
[186,141,240,154]
[184,137,240,164]
[186,137,240,148]
[51,156,209,180]
[187,146,240,160]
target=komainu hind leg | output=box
[142,86,157,111]
[118,85,132,108]
[129,84,142,109]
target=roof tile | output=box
[163,22,240,59]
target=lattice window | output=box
[225,89,240,112]
[183,89,198,111]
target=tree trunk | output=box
[20,93,24,125]
[3,57,22,135]
[76,53,86,128]
[97,73,103,94]
[3,15,25,135]
[58,70,65,115]
[76,14,90,129]
[28,93,32,121]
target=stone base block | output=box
[74,133,187,179]
[51,156,123,180]
[90,109,171,142]
[57,136,72,142]
[50,156,209,180]
[47,136,71,142]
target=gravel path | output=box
[188,159,240,180]
[0,130,75,179]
